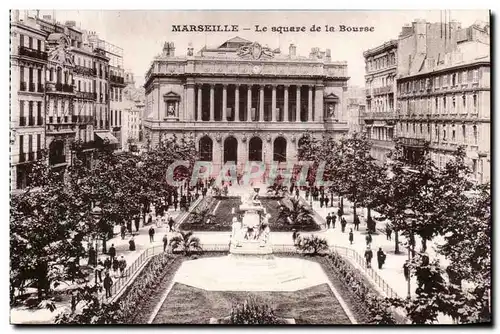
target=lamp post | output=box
[91,205,103,265]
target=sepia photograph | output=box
[8,9,491,325]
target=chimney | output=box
[289,43,296,57]
[325,49,331,61]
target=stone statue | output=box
[327,104,335,118]
[167,103,176,116]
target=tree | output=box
[295,235,329,255]
[54,285,123,324]
[277,198,315,226]
[169,231,203,256]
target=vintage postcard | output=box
[9,9,491,325]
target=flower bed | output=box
[116,253,183,324]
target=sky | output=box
[38,10,489,88]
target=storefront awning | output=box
[95,132,119,145]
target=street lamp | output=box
[91,205,103,265]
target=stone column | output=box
[314,85,324,122]
[271,85,277,122]
[234,84,240,121]
[247,85,252,122]
[308,86,313,122]
[222,84,227,121]
[296,85,301,122]
[284,85,289,122]
[186,81,195,121]
[197,85,202,121]
[259,85,264,122]
[210,84,215,121]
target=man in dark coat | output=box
[104,273,113,298]
[331,214,337,229]
[305,189,310,201]
[120,224,126,240]
[365,231,373,246]
[348,228,354,245]
[126,221,132,235]
[324,196,329,208]
[364,246,373,269]
[295,188,300,198]
[403,260,410,281]
[353,215,360,231]
[377,247,386,269]
[173,198,178,211]
[163,234,169,252]
[129,237,136,251]
[104,257,111,270]
[168,217,175,232]
[88,245,96,266]
[341,216,347,233]
[108,244,116,260]
[326,213,332,229]
[319,196,324,208]
[149,226,155,243]
[386,225,392,241]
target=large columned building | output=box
[143,37,349,170]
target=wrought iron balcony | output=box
[37,83,44,92]
[28,116,35,126]
[74,65,96,77]
[28,151,35,161]
[19,116,26,126]
[20,81,26,91]
[399,137,427,148]
[19,152,26,163]
[110,75,125,86]
[46,82,74,93]
[37,117,43,125]
[29,82,35,92]
[75,91,97,100]
[18,46,48,61]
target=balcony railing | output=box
[74,65,97,77]
[110,75,125,85]
[20,81,26,91]
[49,154,66,165]
[19,116,26,126]
[28,151,35,161]
[373,85,393,95]
[29,82,35,92]
[72,115,78,123]
[75,91,97,100]
[36,150,43,160]
[361,110,395,120]
[18,46,48,61]
[19,152,26,163]
[37,116,43,125]
[28,116,35,126]
[46,82,74,93]
[399,137,427,148]
[37,83,44,93]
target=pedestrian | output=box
[337,207,342,217]
[149,226,155,242]
[292,229,299,245]
[341,216,347,233]
[377,247,386,269]
[365,231,373,246]
[112,257,119,273]
[71,290,77,313]
[129,237,136,251]
[88,245,96,266]
[403,260,410,281]
[324,196,329,207]
[364,246,373,269]
[126,221,132,235]
[326,213,332,229]
[173,199,178,211]
[163,234,169,252]
[386,225,392,241]
[118,256,127,277]
[353,215,360,231]
[104,257,111,270]
[134,217,140,232]
[295,188,300,198]
[95,259,104,283]
[348,228,354,245]
[332,214,337,229]
[156,215,161,228]
[319,196,324,208]
[168,217,174,232]
[104,272,113,298]
[147,214,153,225]
[108,244,116,260]
[305,189,310,201]
[120,224,126,240]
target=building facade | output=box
[144,37,349,171]
[363,40,398,161]
[10,12,48,190]
[397,40,490,183]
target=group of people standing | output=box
[93,243,128,298]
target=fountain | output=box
[230,187,272,256]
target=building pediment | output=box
[163,91,180,101]
[324,93,340,101]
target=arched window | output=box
[199,136,213,161]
